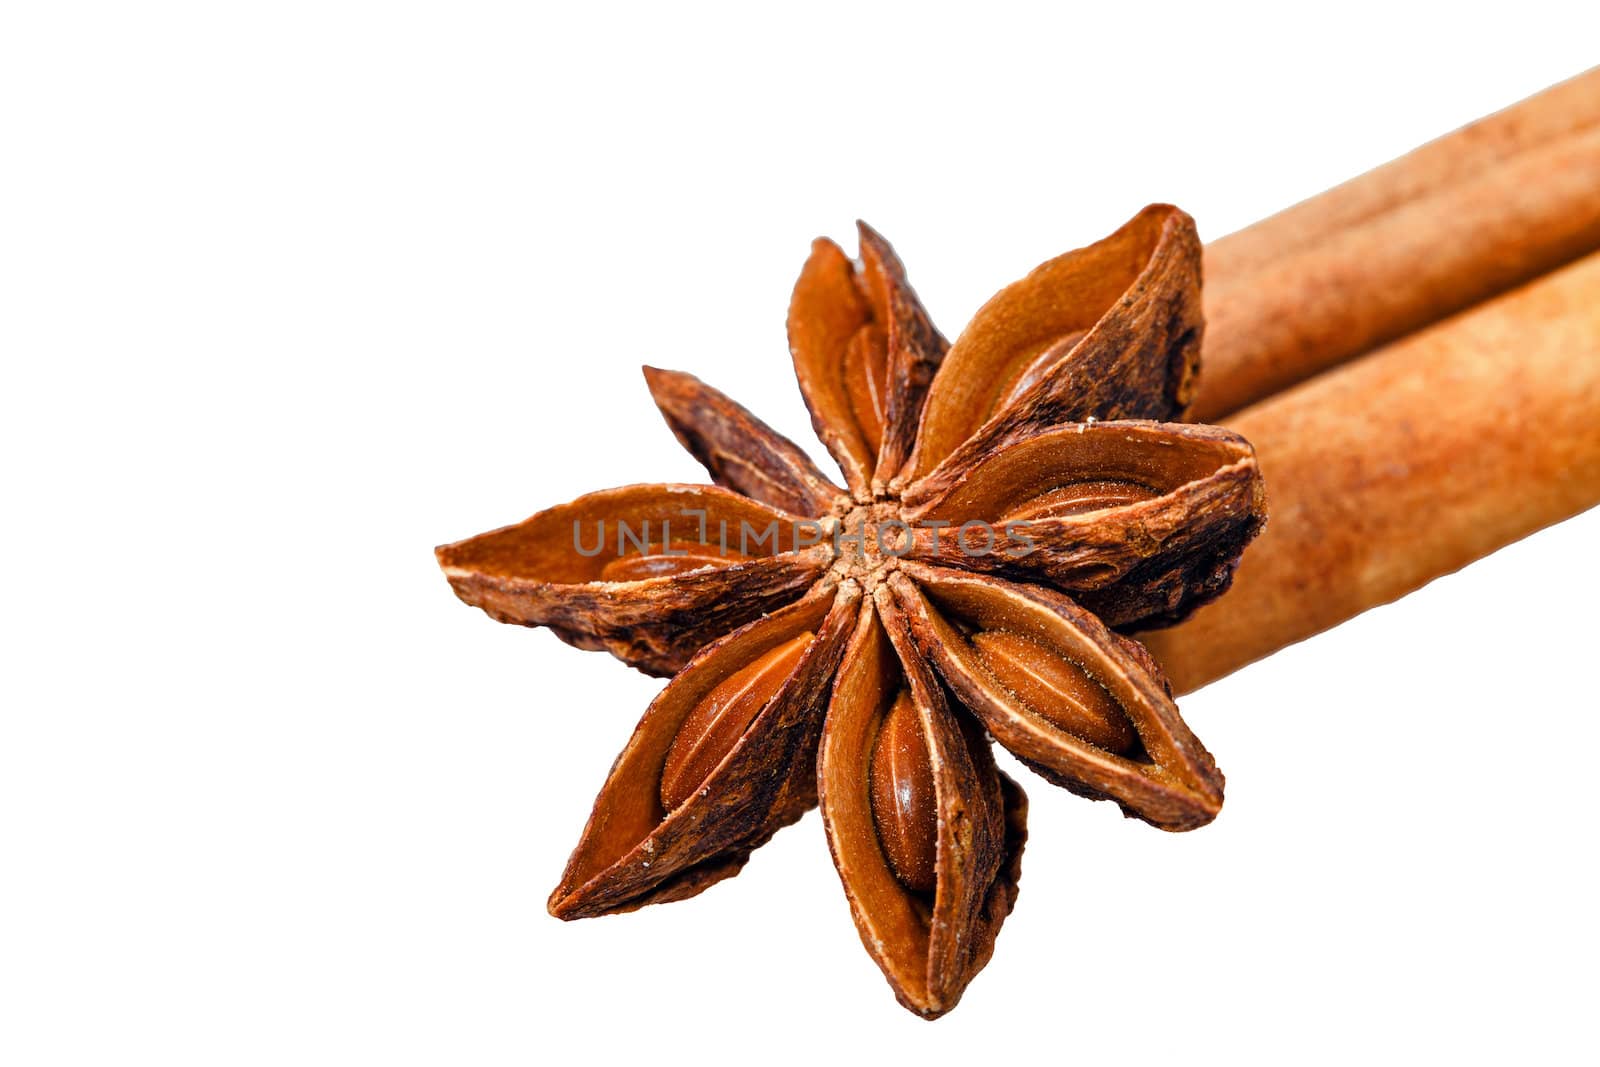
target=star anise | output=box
[436,205,1266,1018]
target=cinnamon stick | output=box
[1205,67,1600,281]
[1143,250,1600,694]
[1194,67,1600,420]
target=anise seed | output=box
[842,323,889,456]
[995,329,1087,411]
[600,540,752,582]
[969,630,1137,752]
[868,691,938,894]
[659,632,814,811]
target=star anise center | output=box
[825,500,912,591]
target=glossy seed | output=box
[969,630,1137,753]
[659,632,814,811]
[599,539,751,582]
[1003,479,1160,521]
[842,322,889,455]
[868,691,938,894]
[996,329,1088,411]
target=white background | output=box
[4,4,1599,1064]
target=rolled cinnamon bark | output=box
[1205,67,1600,282]
[1194,67,1600,421]
[1143,251,1600,694]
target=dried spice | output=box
[437,204,1266,1018]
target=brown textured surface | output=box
[1145,251,1600,694]
[889,564,1223,830]
[1196,68,1600,420]
[907,421,1264,629]
[788,224,946,499]
[643,366,846,517]
[442,209,1254,1017]
[436,484,829,676]
[858,222,950,492]
[549,584,859,919]
[818,600,1022,1019]
[1206,67,1600,282]
[903,204,1202,495]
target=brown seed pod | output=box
[859,223,950,490]
[548,582,860,919]
[642,367,847,518]
[436,484,830,676]
[818,598,1025,1019]
[789,223,947,498]
[887,562,1223,831]
[906,421,1266,629]
[900,204,1203,497]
